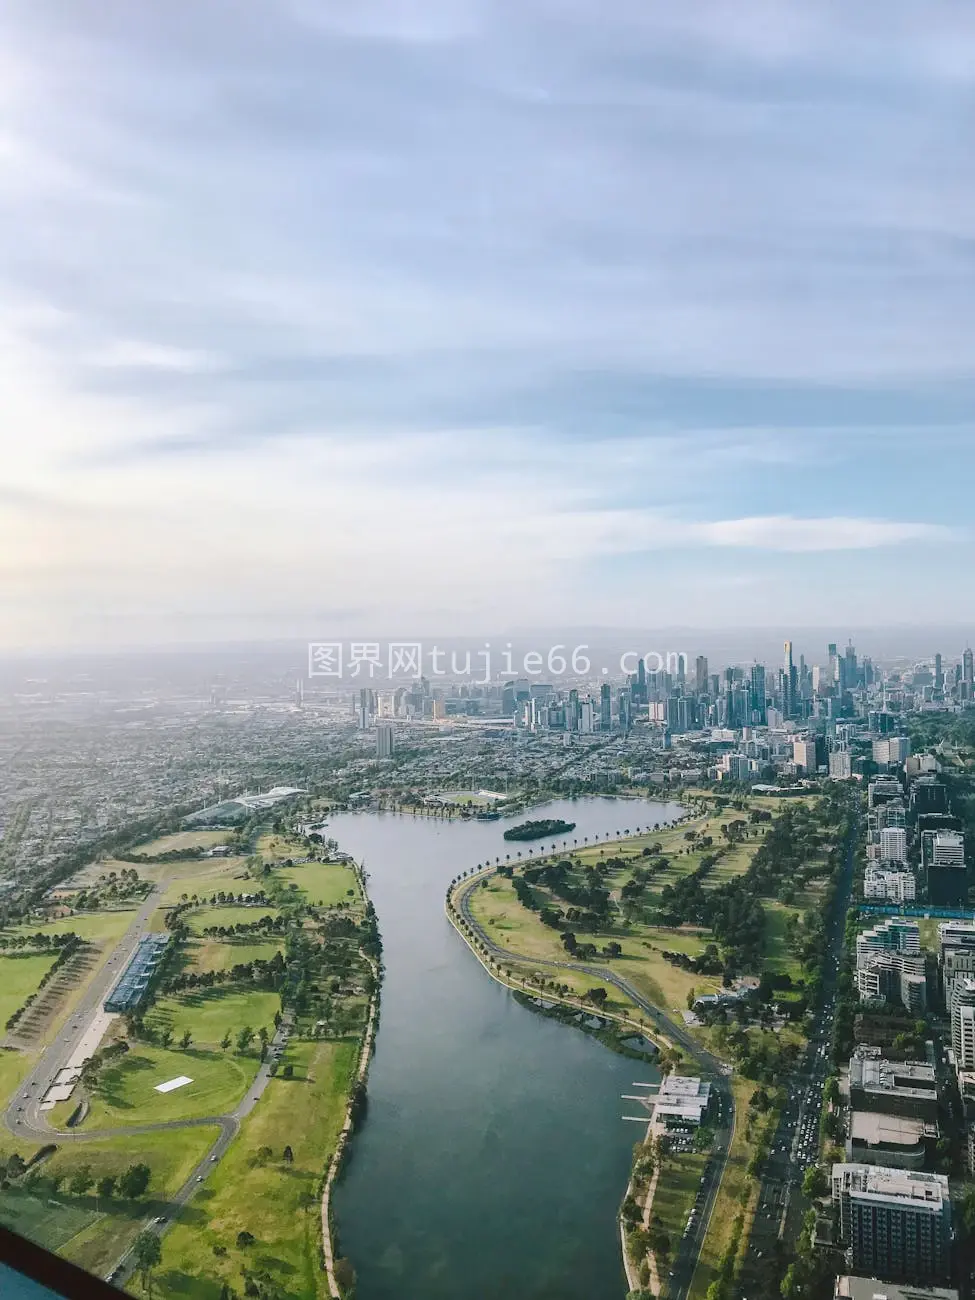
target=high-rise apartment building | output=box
[951,979,975,1069]
[375,721,395,758]
[831,1164,951,1283]
[880,827,908,863]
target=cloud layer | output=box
[1,2,973,647]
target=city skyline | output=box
[2,3,975,647]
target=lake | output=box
[330,797,685,1300]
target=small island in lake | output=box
[503,817,576,842]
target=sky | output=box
[1,1,974,650]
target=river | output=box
[329,796,686,1300]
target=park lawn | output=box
[0,911,134,949]
[650,1148,709,1267]
[52,1125,221,1279]
[185,937,283,974]
[185,905,280,936]
[149,1038,358,1300]
[0,1187,99,1254]
[0,953,59,1028]
[0,1045,35,1110]
[130,830,230,857]
[255,831,307,862]
[689,1077,772,1300]
[273,860,360,907]
[158,857,254,906]
[147,988,281,1049]
[85,1043,259,1128]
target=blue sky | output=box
[1,2,973,647]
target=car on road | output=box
[210,1154,218,1162]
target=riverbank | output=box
[329,798,689,1300]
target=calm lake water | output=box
[330,797,685,1300]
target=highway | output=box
[453,873,735,1300]
[2,885,294,1285]
[735,808,857,1298]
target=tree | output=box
[236,1026,255,1053]
[802,1165,829,1199]
[119,1162,151,1199]
[220,1030,232,1050]
[133,1230,162,1294]
[6,1153,26,1180]
[159,1027,173,1049]
[69,1164,93,1195]
[180,1029,192,1050]
[96,1174,116,1200]
[282,1063,294,1079]
[256,1145,273,1165]
[236,1229,255,1249]
[282,1145,294,1164]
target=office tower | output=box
[376,721,395,759]
[502,681,516,715]
[749,663,766,723]
[792,739,817,773]
[951,980,975,1068]
[358,687,372,730]
[828,642,839,687]
[843,640,859,692]
[695,655,709,695]
[831,1164,952,1283]
[636,656,647,704]
[928,830,967,906]
[829,751,852,779]
[934,653,944,694]
[965,647,974,696]
[567,688,580,732]
[618,688,632,733]
[600,682,612,730]
[783,641,795,717]
[579,699,593,733]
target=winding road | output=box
[450,870,735,1300]
[2,885,293,1286]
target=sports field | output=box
[86,1043,260,1128]
[146,987,281,1049]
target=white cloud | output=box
[697,516,958,552]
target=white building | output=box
[880,826,908,863]
[932,831,965,869]
[829,751,853,780]
[951,979,975,1069]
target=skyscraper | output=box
[376,721,394,758]
[600,682,612,730]
[749,663,766,723]
[783,641,795,718]
[695,655,709,695]
[964,648,974,700]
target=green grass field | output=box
[130,831,230,857]
[0,1188,99,1252]
[50,1126,221,1278]
[651,1149,709,1272]
[0,953,59,1028]
[184,937,283,974]
[157,858,254,906]
[273,860,360,907]
[1,911,134,949]
[86,1043,260,1128]
[0,1045,34,1109]
[147,988,281,1049]
[148,1038,357,1300]
[185,905,280,936]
